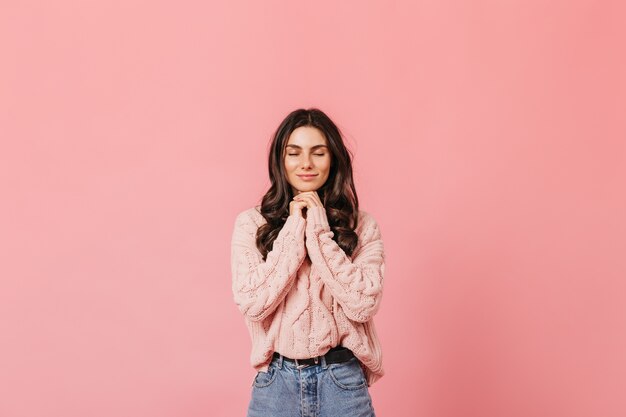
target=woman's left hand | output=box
[293,191,324,209]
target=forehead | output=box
[286,126,328,147]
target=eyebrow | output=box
[285,144,328,150]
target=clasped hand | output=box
[289,191,323,218]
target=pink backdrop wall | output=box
[1,1,625,416]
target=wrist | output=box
[306,206,330,231]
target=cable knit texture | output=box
[231,205,385,386]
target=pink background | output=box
[1,1,625,416]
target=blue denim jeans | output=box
[246,353,376,417]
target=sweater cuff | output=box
[306,206,330,232]
[285,212,306,235]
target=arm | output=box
[305,206,385,323]
[230,210,307,321]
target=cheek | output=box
[284,159,298,172]
[322,158,332,173]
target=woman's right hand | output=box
[289,198,308,218]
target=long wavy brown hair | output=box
[256,108,360,261]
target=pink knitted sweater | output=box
[230,205,385,386]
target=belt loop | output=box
[276,352,283,369]
[321,352,329,369]
[294,358,309,370]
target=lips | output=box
[297,174,317,178]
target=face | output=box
[283,126,332,195]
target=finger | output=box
[308,191,322,205]
[297,195,315,206]
[305,194,321,207]
[294,193,321,207]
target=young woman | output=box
[230,108,385,417]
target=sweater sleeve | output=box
[304,206,385,323]
[231,209,307,322]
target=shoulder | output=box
[355,209,383,242]
[233,205,266,233]
[356,209,379,229]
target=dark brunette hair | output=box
[256,108,360,261]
